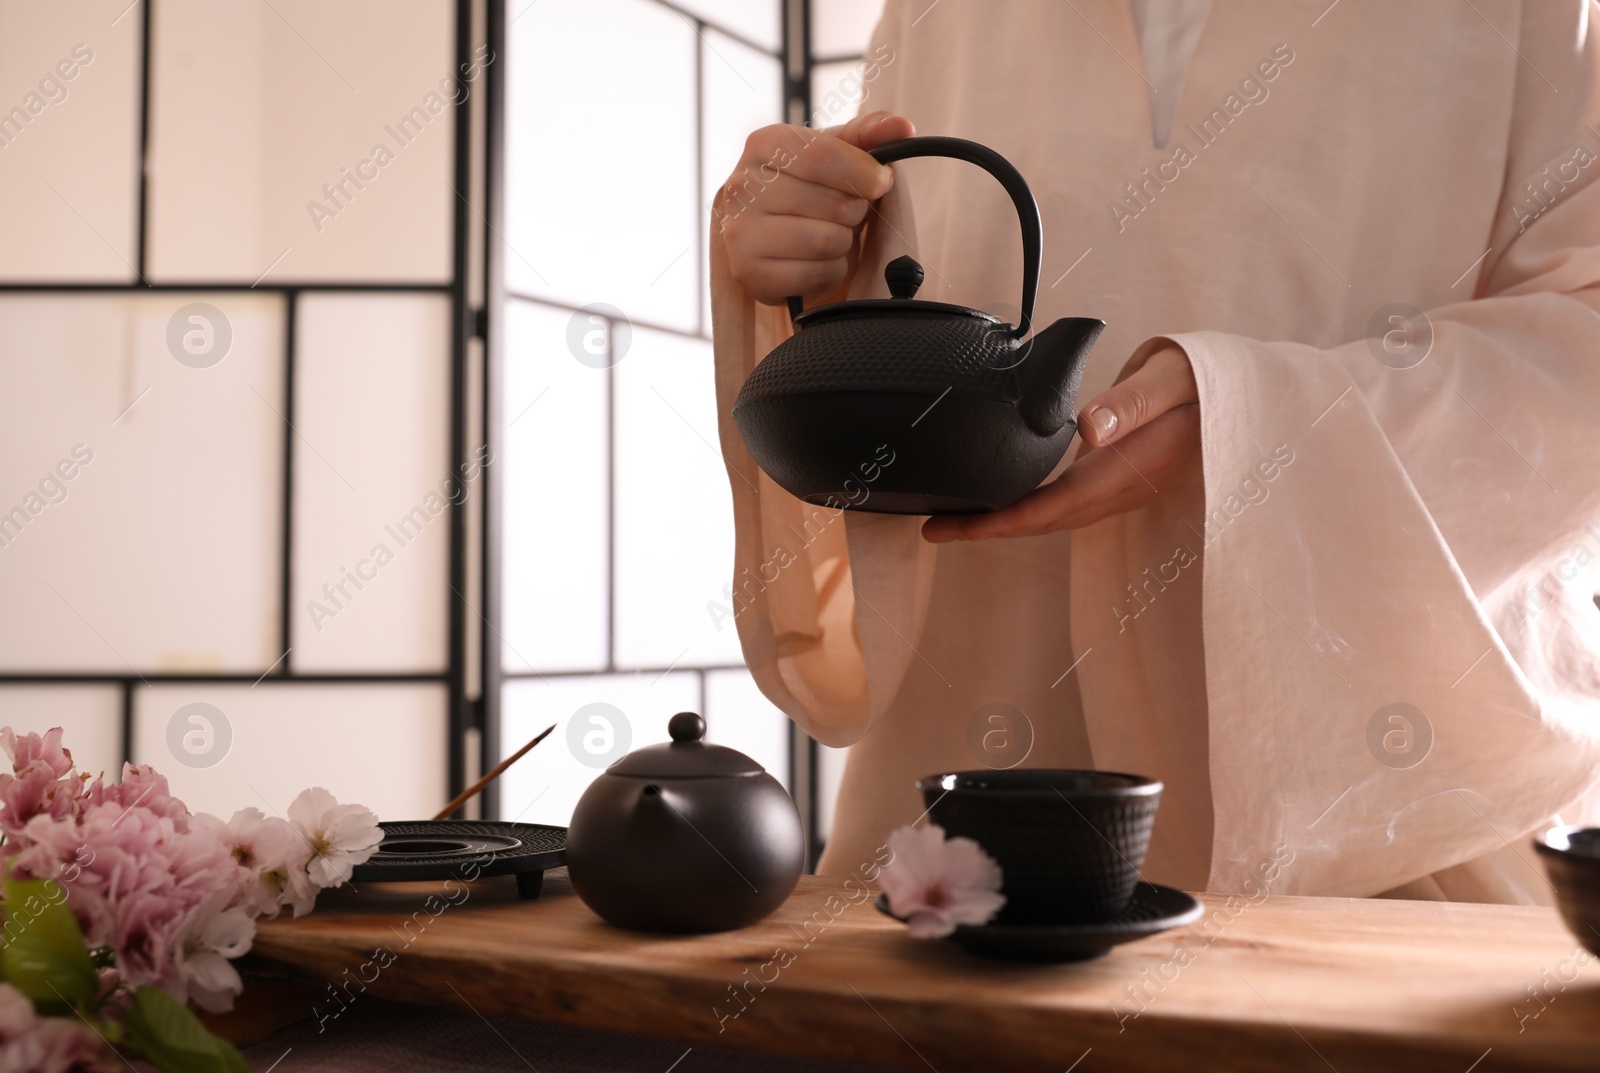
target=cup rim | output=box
[1536,824,1600,861]
[917,769,1163,798]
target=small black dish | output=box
[1534,825,1600,957]
[350,820,566,900]
[874,883,1202,963]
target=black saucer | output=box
[874,882,1203,962]
[350,821,566,899]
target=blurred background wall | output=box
[0,0,884,865]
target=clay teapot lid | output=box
[606,712,764,778]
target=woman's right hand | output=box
[717,110,916,306]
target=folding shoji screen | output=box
[0,0,488,821]
[0,0,886,862]
[489,0,884,864]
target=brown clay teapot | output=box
[565,712,804,933]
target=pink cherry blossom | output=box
[192,808,300,916]
[0,727,75,779]
[258,856,319,920]
[111,890,180,994]
[97,764,190,831]
[0,982,116,1073]
[173,891,255,1013]
[7,797,237,991]
[0,986,34,1060]
[287,787,382,891]
[0,725,384,1054]
[31,1019,118,1073]
[0,728,85,839]
[879,824,1006,939]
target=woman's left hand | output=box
[922,344,1201,542]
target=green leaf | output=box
[0,875,98,1006]
[96,1015,124,1045]
[123,986,249,1073]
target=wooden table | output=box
[251,870,1600,1072]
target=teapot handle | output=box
[784,136,1042,339]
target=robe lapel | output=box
[1125,0,1215,147]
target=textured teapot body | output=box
[565,714,804,934]
[735,304,1103,514]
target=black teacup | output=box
[918,769,1162,926]
[1535,826,1600,959]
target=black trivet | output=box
[350,820,566,899]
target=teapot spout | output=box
[1016,317,1106,437]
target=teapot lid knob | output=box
[669,711,706,744]
[604,712,762,776]
[884,256,924,300]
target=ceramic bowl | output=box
[918,769,1162,925]
[1535,825,1600,957]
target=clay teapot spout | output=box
[635,781,678,820]
[1016,317,1106,437]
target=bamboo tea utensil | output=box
[433,723,556,820]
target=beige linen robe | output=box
[711,0,1600,901]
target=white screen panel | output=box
[505,0,699,329]
[501,299,609,673]
[700,29,783,331]
[147,0,455,282]
[0,0,141,281]
[612,326,742,669]
[500,672,699,827]
[291,293,452,673]
[811,0,887,58]
[0,293,283,672]
[131,683,447,822]
[703,667,790,790]
[672,0,780,53]
[0,686,122,785]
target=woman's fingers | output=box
[779,128,895,199]
[1077,345,1197,448]
[717,113,915,304]
[922,403,1200,541]
[724,213,856,263]
[830,110,918,153]
[732,172,872,228]
[920,345,1201,542]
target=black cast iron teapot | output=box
[565,712,804,933]
[732,136,1105,515]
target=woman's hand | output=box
[718,111,916,306]
[922,345,1201,542]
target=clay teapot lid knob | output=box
[606,712,763,777]
[669,711,705,744]
[885,256,924,300]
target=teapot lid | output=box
[606,712,765,778]
[790,255,1011,333]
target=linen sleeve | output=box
[709,1,931,747]
[1136,4,1600,896]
